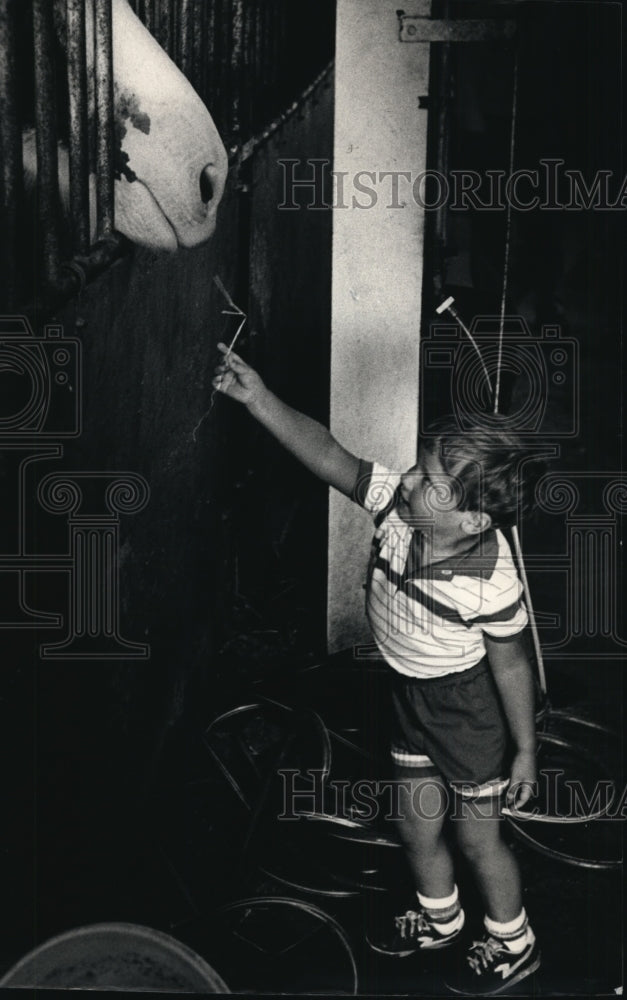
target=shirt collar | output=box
[403,529,499,581]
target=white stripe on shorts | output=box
[390,748,435,767]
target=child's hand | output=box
[506,749,537,810]
[212,343,265,407]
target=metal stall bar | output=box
[66,0,90,254]
[93,0,115,238]
[424,0,452,303]
[241,0,255,141]
[171,0,178,60]
[32,0,61,288]
[431,33,451,301]
[140,0,155,37]
[47,0,125,303]
[269,0,281,118]
[0,0,22,309]
[255,0,269,135]
[217,0,231,141]
[191,0,206,101]
[153,0,164,48]
[193,0,209,101]
[277,0,288,95]
[251,0,264,134]
[155,0,172,57]
[177,0,192,79]
[229,0,243,142]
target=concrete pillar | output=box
[328,0,431,651]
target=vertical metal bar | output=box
[172,0,179,60]
[156,0,172,56]
[511,525,547,694]
[259,0,271,123]
[0,0,22,307]
[32,0,61,286]
[192,0,206,99]
[204,0,217,109]
[263,0,272,92]
[432,38,451,300]
[419,0,450,306]
[204,0,218,115]
[269,0,281,117]
[230,0,243,142]
[94,0,115,237]
[66,0,90,254]
[191,0,201,97]
[277,0,288,96]
[154,0,163,46]
[218,0,231,141]
[207,0,217,127]
[143,0,155,37]
[252,0,263,134]
[241,0,254,140]
[171,0,178,62]
[178,0,192,77]
[264,0,274,117]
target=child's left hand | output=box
[506,749,537,810]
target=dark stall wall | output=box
[23,72,334,826]
[3,209,246,946]
[11,180,248,930]
[0,66,334,951]
[249,72,334,426]
[46,180,243,743]
[216,70,335,671]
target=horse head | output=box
[25,0,228,252]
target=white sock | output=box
[416,886,459,910]
[484,908,533,953]
[417,886,464,933]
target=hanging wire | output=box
[511,523,547,693]
[493,47,519,416]
[487,43,548,696]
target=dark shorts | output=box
[389,658,512,799]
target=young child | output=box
[213,343,543,995]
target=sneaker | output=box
[445,930,541,995]
[367,905,465,957]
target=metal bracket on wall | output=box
[398,13,516,43]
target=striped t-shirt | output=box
[355,461,528,679]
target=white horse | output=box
[23,0,228,251]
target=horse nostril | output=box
[199,166,214,205]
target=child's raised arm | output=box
[213,343,360,497]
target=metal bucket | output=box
[0,922,229,992]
